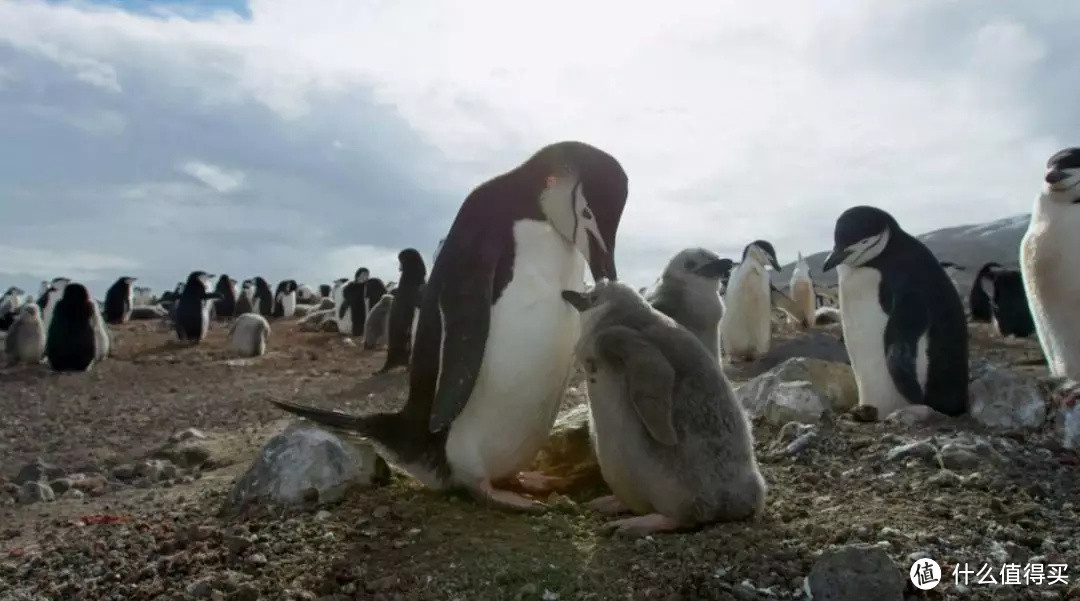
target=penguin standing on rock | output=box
[252,277,273,317]
[45,282,98,372]
[646,248,731,359]
[103,276,136,325]
[719,241,781,362]
[214,275,237,319]
[272,140,628,511]
[969,262,1002,322]
[174,271,219,343]
[1021,147,1080,379]
[381,248,427,372]
[821,205,968,421]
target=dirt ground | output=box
[1,315,1078,601]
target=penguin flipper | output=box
[883,285,929,404]
[595,325,678,446]
[427,264,494,434]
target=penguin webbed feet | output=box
[585,494,630,516]
[601,513,683,538]
[467,479,548,513]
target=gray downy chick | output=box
[646,248,732,359]
[228,312,271,357]
[364,294,394,350]
[5,303,46,365]
[561,279,766,537]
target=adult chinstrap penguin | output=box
[719,241,780,362]
[5,303,45,365]
[174,271,219,343]
[214,274,237,318]
[646,248,730,359]
[272,279,299,318]
[252,277,273,316]
[822,205,968,420]
[969,262,1001,323]
[272,140,628,511]
[102,276,136,325]
[1021,147,1080,379]
[45,282,98,372]
[381,248,427,372]
[979,267,1035,338]
[234,279,254,315]
[0,286,25,331]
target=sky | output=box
[1,0,1078,299]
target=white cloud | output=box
[177,160,246,194]
[0,0,1078,291]
[322,245,410,286]
[0,244,138,281]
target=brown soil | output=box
[1,317,1078,601]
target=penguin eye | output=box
[581,206,593,220]
[684,260,696,270]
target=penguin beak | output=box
[821,248,849,272]
[585,232,617,282]
[767,254,781,271]
[1046,169,1068,185]
[694,258,732,279]
[561,290,591,312]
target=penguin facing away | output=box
[5,303,45,365]
[646,248,730,359]
[363,294,393,350]
[561,279,765,536]
[174,271,219,343]
[381,248,427,372]
[788,252,816,328]
[339,280,368,336]
[214,274,237,318]
[1021,147,1080,379]
[252,277,274,316]
[102,276,136,325]
[719,241,781,362]
[272,140,628,511]
[235,279,254,315]
[228,312,271,357]
[980,267,1035,338]
[969,262,1001,322]
[318,284,332,299]
[45,282,97,372]
[821,205,968,419]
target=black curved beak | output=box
[821,248,849,272]
[587,233,617,282]
[695,258,734,279]
[767,254,781,271]
[561,290,590,312]
[1046,169,1068,185]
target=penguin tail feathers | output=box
[267,400,405,455]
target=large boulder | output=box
[736,358,857,425]
[225,421,388,513]
[968,361,1047,432]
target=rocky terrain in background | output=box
[0,304,1077,600]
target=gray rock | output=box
[49,478,72,495]
[740,332,850,378]
[225,421,389,512]
[938,439,1007,471]
[806,544,905,601]
[186,579,213,598]
[299,309,335,332]
[968,362,1047,432]
[529,395,603,490]
[882,404,952,426]
[154,430,218,469]
[18,481,55,504]
[318,298,335,311]
[135,459,174,482]
[736,358,858,423]
[14,458,64,485]
[883,440,937,464]
[1064,402,1080,450]
[111,464,137,482]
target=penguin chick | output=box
[646,248,732,359]
[5,303,45,365]
[364,294,393,350]
[561,279,766,537]
[788,252,815,328]
[228,312,271,357]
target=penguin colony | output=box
[1,142,1070,537]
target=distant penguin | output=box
[561,279,765,535]
[132,286,153,306]
[939,261,966,300]
[174,271,219,343]
[235,279,254,315]
[252,277,273,316]
[296,284,319,304]
[214,274,237,318]
[1022,147,1080,379]
[336,271,373,336]
[381,248,427,372]
[821,205,968,420]
[39,277,71,335]
[5,303,45,365]
[91,304,111,360]
[45,282,97,372]
[318,284,332,299]
[646,248,730,359]
[969,262,1002,323]
[272,140,628,511]
[272,279,299,318]
[0,286,24,331]
[364,294,393,350]
[980,267,1035,338]
[789,252,815,328]
[102,276,136,325]
[228,312,271,357]
[719,241,781,362]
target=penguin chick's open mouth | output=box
[561,290,591,312]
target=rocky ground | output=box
[1,315,1078,601]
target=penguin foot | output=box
[469,480,547,513]
[602,513,681,537]
[509,471,571,495]
[585,495,630,516]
